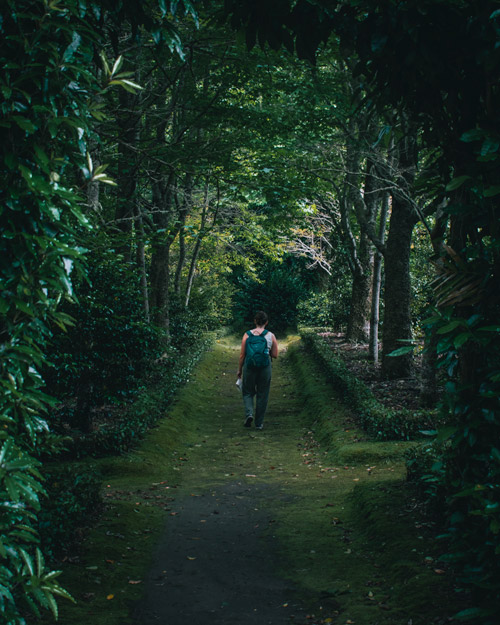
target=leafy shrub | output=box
[0,440,74,624]
[301,329,436,440]
[69,333,215,457]
[232,261,307,333]
[297,291,335,327]
[168,293,225,350]
[44,249,164,428]
[182,271,235,333]
[37,464,102,560]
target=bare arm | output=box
[270,334,278,359]
[237,333,248,378]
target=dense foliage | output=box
[0,2,100,620]
[1,0,499,622]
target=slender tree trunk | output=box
[184,193,208,309]
[369,192,390,363]
[135,204,150,323]
[87,139,100,212]
[341,123,373,341]
[184,237,202,309]
[174,175,192,296]
[420,204,447,405]
[115,87,140,262]
[344,151,378,342]
[346,232,373,341]
[174,208,186,296]
[149,174,175,330]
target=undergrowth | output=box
[36,332,216,579]
[300,329,437,441]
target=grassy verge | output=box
[42,336,220,624]
[266,340,460,624]
[299,329,437,441]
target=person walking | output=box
[237,311,278,430]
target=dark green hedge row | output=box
[36,334,216,561]
[71,333,216,457]
[300,329,435,441]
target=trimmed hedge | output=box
[300,329,436,441]
[70,333,216,457]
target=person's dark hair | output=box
[254,311,268,327]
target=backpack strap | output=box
[247,329,268,337]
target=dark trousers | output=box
[242,364,272,427]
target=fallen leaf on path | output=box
[434,569,446,574]
[187,556,197,561]
[245,474,257,477]
[128,580,142,584]
[106,594,114,600]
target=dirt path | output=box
[132,337,312,624]
[132,482,307,624]
[60,336,457,625]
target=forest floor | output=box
[53,335,460,625]
[316,332,426,412]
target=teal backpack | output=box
[245,330,270,368]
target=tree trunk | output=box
[174,175,193,296]
[115,86,140,262]
[341,123,375,342]
[381,130,418,379]
[86,139,101,213]
[346,232,373,341]
[174,207,186,296]
[420,204,447,405]
[135,204,150,323]
[149,174,175,330]
[185,186,209,308]
[369,192,390,363]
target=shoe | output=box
[255,424,263,431]
[244,416,253,428]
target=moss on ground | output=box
[49,336,459,625]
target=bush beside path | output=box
[54,336,459,625]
